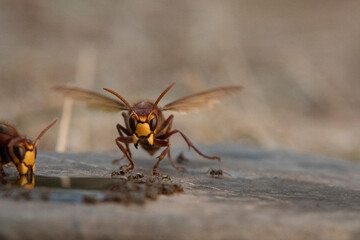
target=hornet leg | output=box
[112,122,132,164]
[115,136,134,173]
[163,129,221,161]
[152,139,186,175]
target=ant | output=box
[205,168,231,178]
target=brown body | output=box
[0,120,57,176]
[55,83,242,175]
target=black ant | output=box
[205,168,231,178]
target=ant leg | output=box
[115,136,134,173]
[205,168,214,175]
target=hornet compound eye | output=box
[13,145,25,161]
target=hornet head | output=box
[8,119,57,175]
[103,83,175,148]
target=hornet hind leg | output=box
[152,114,219,175]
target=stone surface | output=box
[0,145,359,240]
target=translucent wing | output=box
[54,86,128,112]
[161,86,242,112]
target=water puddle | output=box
[0,173,183,205]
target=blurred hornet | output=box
[55,83,242,175]
[0,120,57,176]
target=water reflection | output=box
[17,175,35,189]
[1,175,127,190]
[0,174,183,204]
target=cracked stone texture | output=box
[0,145,359,240]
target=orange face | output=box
[130,113,157,148]
[9,140,37,175]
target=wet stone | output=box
[88,174,183,205]
[0,145,359,240]
[0,172,184,205]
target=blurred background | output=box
[0,0,359,161]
